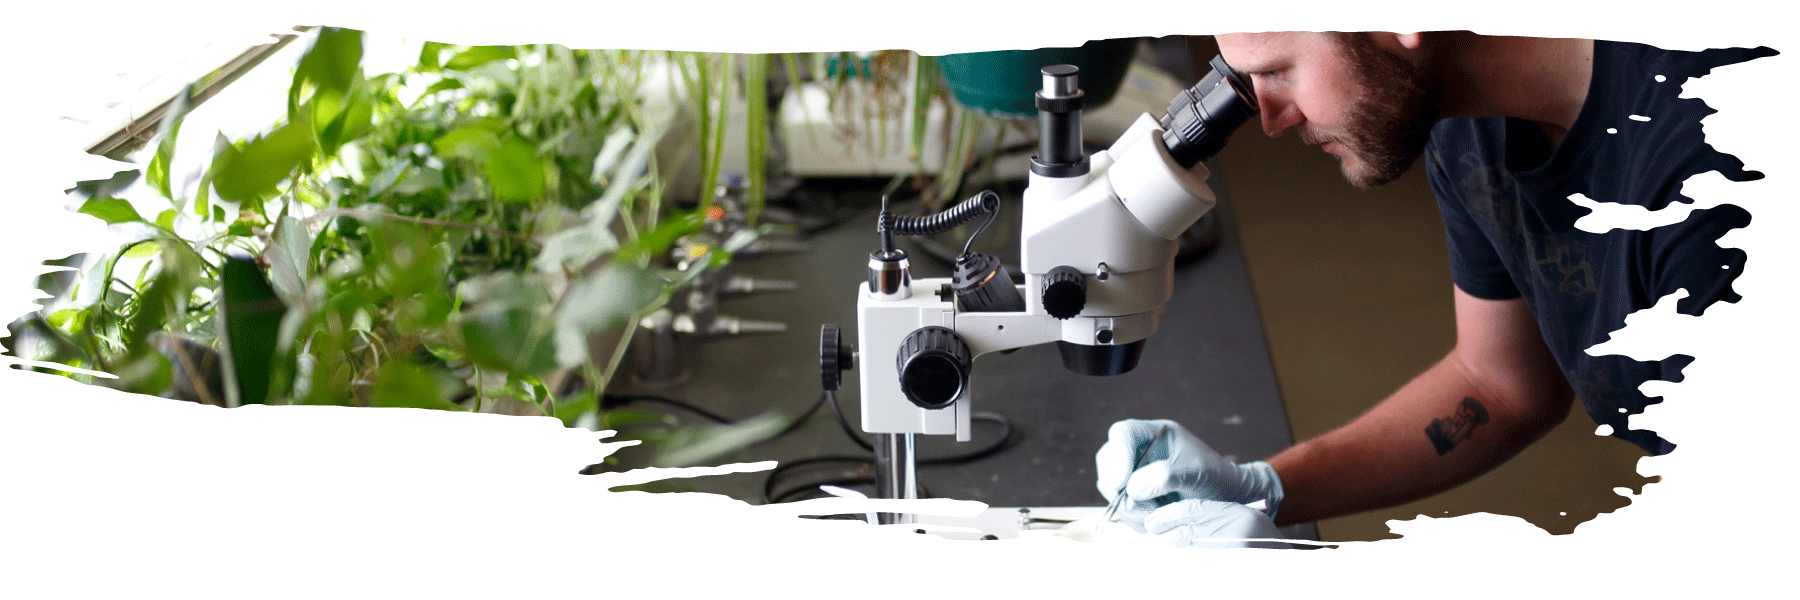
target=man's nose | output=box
[1259,97,1301,138]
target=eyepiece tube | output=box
[1032,65,1088,177]
[1161,55,1259,169]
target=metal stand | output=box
[873,433,917,524]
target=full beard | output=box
[1328,35,1442,189]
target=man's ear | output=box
[1369,32,1426,56]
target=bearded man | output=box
[1093,32,1774,546]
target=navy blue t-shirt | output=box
[1424,41,1774,455]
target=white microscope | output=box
[819,56,1258,524]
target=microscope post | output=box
[874,433,918,524]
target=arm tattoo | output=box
[1425,397,1491,455]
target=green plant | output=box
[18,29,782,446]
[14,29,1024,471]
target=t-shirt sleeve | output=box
[1426,140,1520,300]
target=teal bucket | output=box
[935,38,1139,119]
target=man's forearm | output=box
[1265,354,1570,526]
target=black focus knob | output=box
[820,324,854,391]
[895,326,971,410]
[1041,266,1087,320]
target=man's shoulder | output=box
[1424,118,1506,175]
[1599,39,1776,83]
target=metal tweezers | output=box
[1101,424,1169,523]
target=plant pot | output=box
[936,38,1141,119]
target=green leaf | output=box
[553,390,597,428]
[315,83,374,155]
[219,256,286,405]
[423,341,463,363]
[155,209,177,231]
[485,137,545,202]
[651,413,789,468]
[431,125,501,160]
[366,159,412,197]
[122,240,160,259]
[194,167,213,219]
[371,360,461,411]
[107,349,174,399]
[587,127,661,226]
[211,122,315,202]
[418,41,451,72]
[47,308,85,330]
[291,27,364,110]
[532,220,618,274]
[420,77,465,97]
[588,127,634,184]
[79,197,145,225]
[267,216,312,303]
[461,307,558,376]
[147,118,181,200]
[616,211,702,265]
[443,45,516,71]
[457,272,558,376]
[551,263,661,369]
[391,167,446,196]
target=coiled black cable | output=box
[882,190,1000,237]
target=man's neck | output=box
[1438,34,1594,146]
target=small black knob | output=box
[895,326,971,410]
[820,324,854,391]
[1041,266,1087,320]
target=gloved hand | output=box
[1095,419,1283,531]
[1144,499,1289,549]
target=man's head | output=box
[1214,32,1443,189]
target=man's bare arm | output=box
[1265,286,1573,526]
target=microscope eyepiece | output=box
[1031,65,1089,178]
[1161,55,1259,169]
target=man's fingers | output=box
[1144,499,1287,548]
[1094,441,1131,500]
[1124,460,1178,500]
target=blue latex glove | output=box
[1095,419,1284,531]
[1144,499,1290,549]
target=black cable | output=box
[601,392,735,424]
[751,391,829,448]
[762,456,871,504]
[772,476,876,503]
[960,198,1001,258]
[826,390,873,452]
[763,391,1018,505]
[824,390,1017,464]
[921,412,1014,467]
[598,387,1015,506]
[883,190,999,237]
[599,391,829,448]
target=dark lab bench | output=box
[605,171,1319,542]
